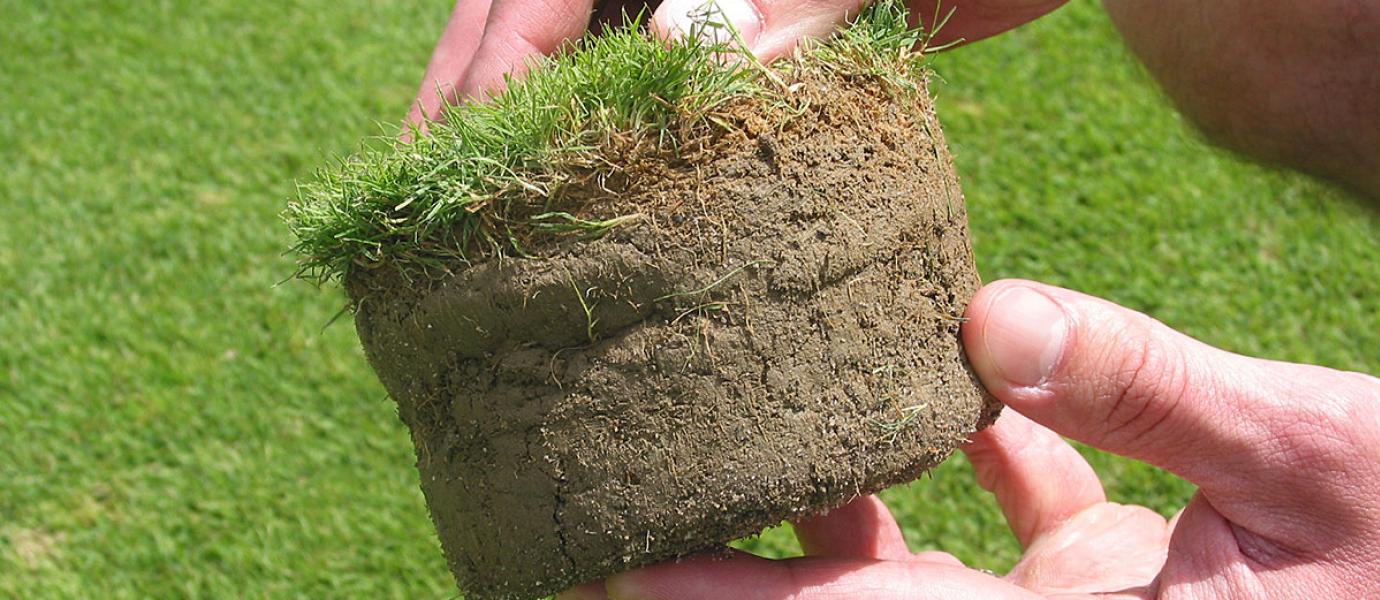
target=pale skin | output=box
[408,1,1380,597]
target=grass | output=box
[284,2,926,285]
[284,15,751,284]
[2,0,1378,598]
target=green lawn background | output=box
[3,0,1377,597]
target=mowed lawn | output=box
[3,1,1377,598]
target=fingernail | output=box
[660,0,763,48]
[977,285,1067,388]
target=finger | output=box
[605,549,1044,600]
[557,581,610,600]
[964,279,1282,486]
[962,410,1106,548]
[460,0,595,99]
[912,550,965,567]
[406,0,495,132]
[651,0,867,63]
[910,0,1068,48]
[962,279,1380,546]
[792,495,911,560]
[1154,492,1264,598]
[1005,503,1169,596]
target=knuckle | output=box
[1249,368,1380,535]
[1351,376,1380,456]
[1096,325,1195,452]
[1270,369,1380,468]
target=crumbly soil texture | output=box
[348,68,998,600]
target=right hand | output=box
[960,280,1380,597]
[568,280,1380,599]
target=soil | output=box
[346,67,999,600]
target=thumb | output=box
[962,279,1255,481]
[651,0,866,63]
[959,280,1375,514]
[964,280,1380,562]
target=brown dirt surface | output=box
[346,67,999,600]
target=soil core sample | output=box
[289,9,998,600]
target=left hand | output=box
[556,409,1172,600]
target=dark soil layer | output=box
[347,69,998,600]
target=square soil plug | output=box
[287,5,998,598]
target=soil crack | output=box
[539,431,577,572]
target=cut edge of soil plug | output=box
[286,4,1001,600]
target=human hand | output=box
[406,0,1067,126]
[558,279,1380,598]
